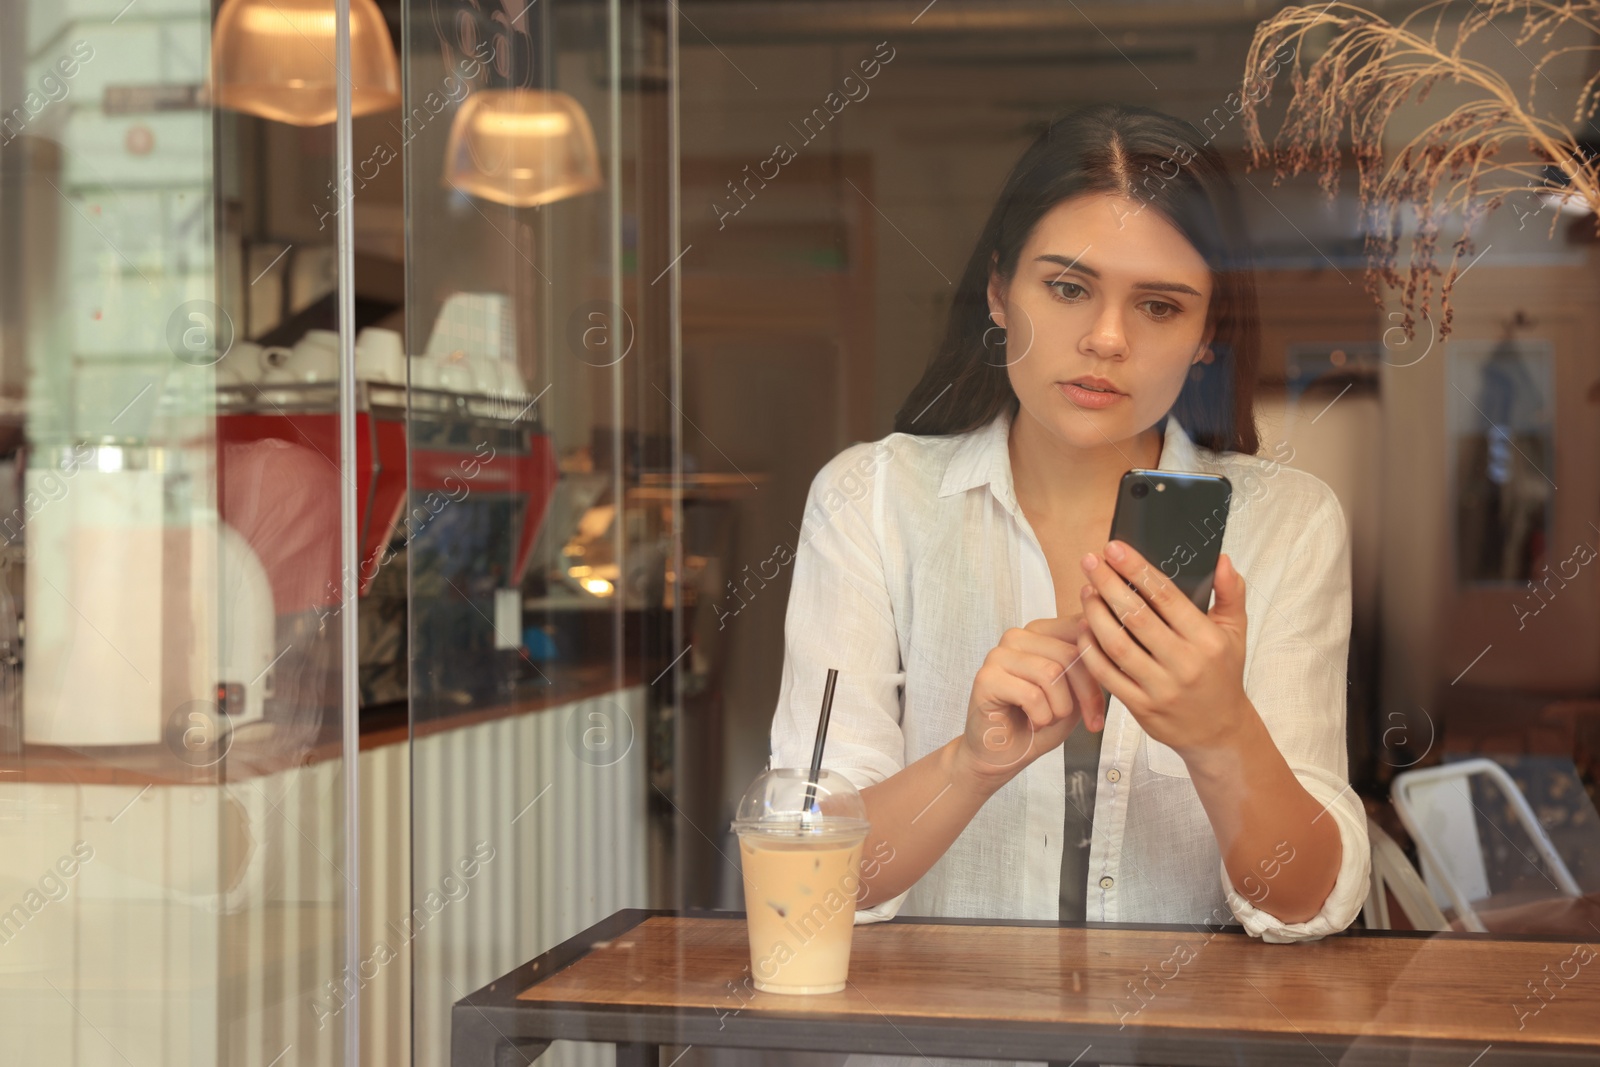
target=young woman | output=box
[770,105,1369,977]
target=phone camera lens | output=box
[1131,482,1150,499]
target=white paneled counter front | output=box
[0,684,648,1067]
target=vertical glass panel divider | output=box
[402,1,673,1060]
[333,2,361,1066]
[666,0,685,837]
[3,0,359,1062]
[608,0,626,692]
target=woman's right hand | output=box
[957,616,1106,792]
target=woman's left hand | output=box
[1076,541,1252,759]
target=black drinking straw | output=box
[802,668,839,819]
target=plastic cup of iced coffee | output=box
[731,768,871,995]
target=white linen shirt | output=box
[769,407,1371,951]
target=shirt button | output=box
[1100,876,1115,889]
[1106,768,1121,783]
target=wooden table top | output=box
[453,910,1600,1066]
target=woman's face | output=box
[989,193,1215,451]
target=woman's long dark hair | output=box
[893,104,1260,454]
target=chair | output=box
[1363,816,1448,931]
[1391,758,1582,932]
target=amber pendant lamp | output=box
[210,0,400,126]
[443,89,602,208]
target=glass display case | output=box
[1,0,679,1051]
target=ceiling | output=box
[673,0,1431,43]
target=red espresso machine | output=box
[216,379,557,717]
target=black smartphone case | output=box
[1106,470,1233,611]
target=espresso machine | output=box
[213,295,558,720]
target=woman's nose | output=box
[1080,303,1128,360]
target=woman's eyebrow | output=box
[1034,254,1203,297]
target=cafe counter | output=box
[0,667,650,1067]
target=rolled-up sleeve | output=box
[1222,485,1371,943]
[769,442,909,922]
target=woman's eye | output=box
[1142,300,1179,320]
[1047,280,1086,301]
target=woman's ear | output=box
[986,252,1008,326]
[987,274,1006,327]
[1192,323,1217,365]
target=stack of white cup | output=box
[418,293,529,398]
[212,304,529,399]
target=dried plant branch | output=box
[1240,0,1600,339]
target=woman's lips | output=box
[1056,381,1125,410]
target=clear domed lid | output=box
[731,768,870,840]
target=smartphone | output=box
[1106,469,1233,611]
